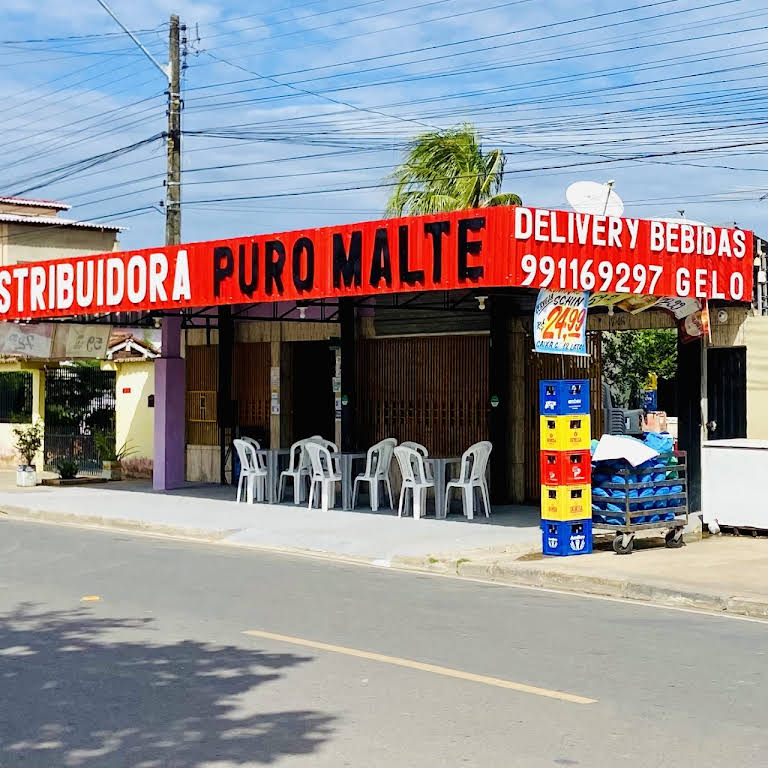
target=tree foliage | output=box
[602,329,677,409]
[13,421,44,467]
[44,368,115,431]
[385,123,522,216]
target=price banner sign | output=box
[0,323,54,358]
[534,289,589,356]
[655,296,702,320]
[51,324,111,359]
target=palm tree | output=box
[385,123,522,216]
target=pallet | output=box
[718,525,768,538]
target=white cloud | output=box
[2,0,768,248]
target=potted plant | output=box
[56,458,80,481]
[95,432,135,480]
[13,421,44,487]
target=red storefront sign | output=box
[0,206,752,321]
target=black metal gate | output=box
[44,366,116,475]
[706,346,747,441]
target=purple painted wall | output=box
[153,317,186,490]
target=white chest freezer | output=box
[702,439,768,528]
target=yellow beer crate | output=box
[539,414,591,451]
[540,484,592,521]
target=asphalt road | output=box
[0,518,766,767]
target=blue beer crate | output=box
[539,379,590,416]
[541,519,593,557]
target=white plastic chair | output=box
[233,439,267,504]
[394,445,434,519]
[400,441,433,480]
[279,439,311,504]
[305,435,337,451]
[444,441,493,520]
[304,441,342,512]
[352,438,397,511]
[240,437,268,473]
[304,436,339,473]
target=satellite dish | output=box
[566,181,624,217]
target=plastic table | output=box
[424,457,462,518]
[332,452,367,510]
[254,449,291,503]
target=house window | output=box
[0,372,33,423]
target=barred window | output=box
[0,372,32,423]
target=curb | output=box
[4,504,767,621]
[0,504,237,543]
[392,555,768,620]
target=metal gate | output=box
[44,366,116,475]
[706,346,747,440]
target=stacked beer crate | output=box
[539,380,593,556]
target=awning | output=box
[0,205,752,322]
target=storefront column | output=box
[218,307,234,484]
[339,298,357,451]
[677,333,703,511]
[153,316,185,490]
[269,338,293,450]
[31,368,45,470]
[489,296,511,504]
[509,323,526,504]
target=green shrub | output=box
[95,432,136,462]
[56,459,79,480]
[94,431,116,461]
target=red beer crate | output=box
[540,450,592,486]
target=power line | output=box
[0,24,166,45]
[171,139,768,208]
[0,94,165,181]
[8,134,165,196]
[202,0,415,40]
[200,0,352,28]
[256,2,766,82]
[190,0,698,76]
[202,0,522,48]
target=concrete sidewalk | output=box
[0,477,541,562]
[1,474,766,619]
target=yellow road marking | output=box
[80,595,101,602]
[243,629,596,704]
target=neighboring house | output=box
[0,197,122,469]
[0,196,121,264]
[101,332,159,478]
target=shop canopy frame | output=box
[0,204,752,500]
[0,205,753,325]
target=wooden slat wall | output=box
[186,345,218,446]
[185,342,271,445]
[523,332,603,501]
[356,335,489,455]
[233,342,270,439]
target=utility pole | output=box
[96,3,183,244]
[165,14,182,247]
[96,4,186,491]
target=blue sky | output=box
[2,0,768,250]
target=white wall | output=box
[1,223,118,267]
